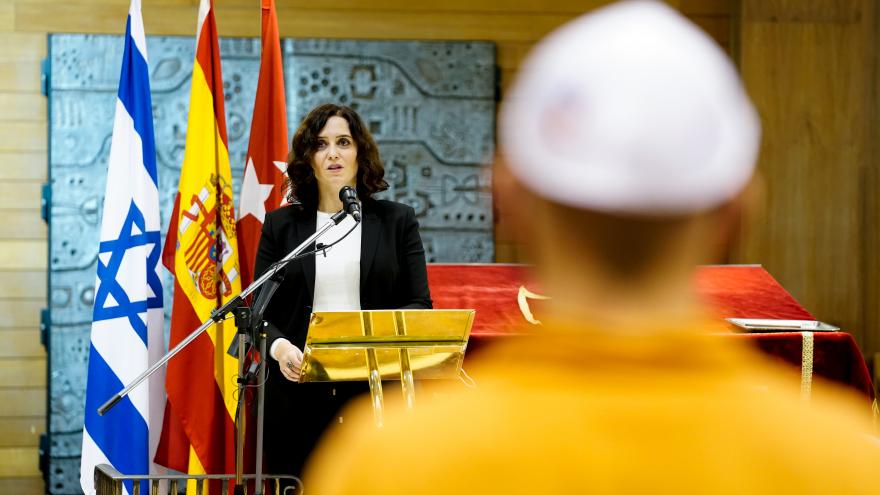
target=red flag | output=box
[237,0,289,288]
[155,1,240,490]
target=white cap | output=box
[500,0,761,215]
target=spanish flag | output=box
[155,0,240,489]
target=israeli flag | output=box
[80,1,165,493]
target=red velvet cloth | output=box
[427,264,817,334]
[727,332,876,404]
[694,265,815,320]
[428,264,536,336]
[426,263,875,403]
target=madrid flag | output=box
[237,0,289,287]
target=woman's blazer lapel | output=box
[293,209,317,302]
[360,201,380,294]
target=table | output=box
[426,263,876,406]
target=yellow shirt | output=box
[305,323,880,494]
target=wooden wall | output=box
[736,0,880,368]
[0,0,729,492]
[0,16,50,495]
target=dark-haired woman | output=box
[254,103,432,479]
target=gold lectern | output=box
[299,309,475,426]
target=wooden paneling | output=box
[692,16,730,45]
[0,418,45,448]
[0,390,44,417]
[0,3,13,32]
[10,0,617,13]
[0,61,43,93]
[0,448,40,477]
[0,477,44,493]
[0,300,43,327]
[866,3,880,368]
[0,152,47,181]
[0,211,47,240]
[0,182,43,210]
[0,33,46,62]
[743,1,862,22]
[273,10,569,42]
[494,242,523,265]
[0,241,46,269]
[862,4,880,372]
[9,1,703,42]
[874,353,880,394]
[0,122,46,152]
[0,271,45,299]
[0,359,45,388]
[499,68,518,95]
[496,42,533,71]
[681,0,732,15]
[0,330,44,359]
[736,1,874,354]
[0,94,46,122]
[17,4,578,41]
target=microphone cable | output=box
[258,213,360,285]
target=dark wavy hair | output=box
[285,103,388,209]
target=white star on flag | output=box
[274,160,288,206]
[238,156,275,223]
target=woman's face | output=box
[311,116,358,197]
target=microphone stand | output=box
[240,240,302,495]
[97,208,352,495]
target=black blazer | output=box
[253,198,433,353]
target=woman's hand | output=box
[276,341,304,382]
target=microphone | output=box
[339,186,361,222]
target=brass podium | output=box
[300,309,475,426]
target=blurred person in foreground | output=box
[304,2,880,493]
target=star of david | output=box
[92,200,163,346]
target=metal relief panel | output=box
[48,34,118,495]
[284,40,496,262]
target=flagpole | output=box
[234,305,250,495]
[80,1,164,493]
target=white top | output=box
[312,210,362,312]
[271,210,362,360]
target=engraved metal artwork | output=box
[47,34,495,494]
[285,39,495,262]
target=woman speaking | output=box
[253,103,432,478]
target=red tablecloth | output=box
[729,331,876,402]
[427,263,876,404]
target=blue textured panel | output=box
[285,39,496,262]
[47,34,495,494]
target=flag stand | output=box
[97,209,351,495]
[231,257,285,495]
[232,305,253,495]
[230,302,273,495]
